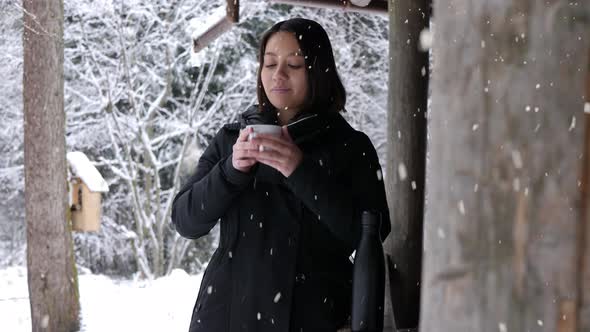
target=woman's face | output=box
[261,32,308,114]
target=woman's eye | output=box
[288,64,302,69]
[265,64,277,68]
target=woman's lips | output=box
[272,88,290,94]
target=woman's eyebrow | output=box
[264,51,304,57]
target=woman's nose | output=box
[273,64,288,81]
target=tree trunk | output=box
[421,2,590,331]
[23,1,80,331]
[384,0,430,329]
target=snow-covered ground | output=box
[0,266,202,332]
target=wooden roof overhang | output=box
[192,0,388,53]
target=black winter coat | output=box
[171,106,390,332]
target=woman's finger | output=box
[234,140,259,152]
[250,136,289,152]
[237,127,253,142]
[253,148,283,162]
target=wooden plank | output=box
[192,17,234,54]
[192,0,240,53]
[384,0,430,329]
[580,48,590,331]
[268,0,388,15]
[420,2,590,331]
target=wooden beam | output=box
[267,0,388,15]
[192,0,240,53]
[384,0,429,329]
[192,17,234,53]
[227,0,239,23]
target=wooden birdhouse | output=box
[66,151,109,232]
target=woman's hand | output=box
[250,126,303,177]
[232,127,259,173]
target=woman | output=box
[172,18,390,332]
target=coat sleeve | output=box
[284,132,391,249]
[171,128,254,239]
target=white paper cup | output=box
[246,124,282,137]
[246,125,282,151]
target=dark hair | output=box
[256,18,346,114]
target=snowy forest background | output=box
[0,0,388,279]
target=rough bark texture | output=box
[384,0,430,329]
[421,1,590,331]
[23,0,80,331]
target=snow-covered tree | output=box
[62,0,251,278]
[0,0,389,278]
[0,1,25,267]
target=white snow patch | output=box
[0,266,202,332]
[67,152,109,192]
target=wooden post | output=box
[421,2,590,331]
[580,48,590,330]
[384,0,430,329]
[23,0,80,330]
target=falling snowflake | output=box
[419,28,432,50]
[513,178,520,192]
[41,315,49,328]
[274,292,282,303]
[398,163,407,181]
[511,150,523,169]
[376,169,383,181]
[569,116,576,131]
[458,200,466,215]
[207,286,213,294]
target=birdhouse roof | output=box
[66,151,109,193]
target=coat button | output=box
[295,273,306,284]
